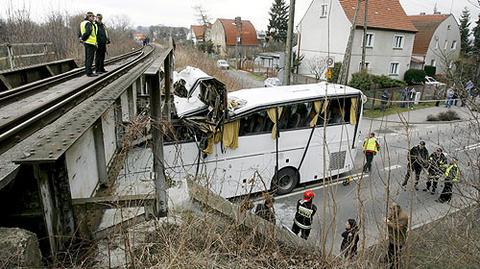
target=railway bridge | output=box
[0,42,174,258]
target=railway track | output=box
[0,46,155,153]
[0,49,142,103]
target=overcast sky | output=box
[1,0,479,30]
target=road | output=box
[225,69,265,89]
[270,109,478,255]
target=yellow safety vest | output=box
[80,21,97,46]
[363,137,378,153]
[445,164,460,182]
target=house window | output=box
[449,61,454,69]
[451,40,457,50]
[389,62,399,75]
[359,61,371,71]
[364,33,374,47]
[444,40,448,50]
[447,25,451,30]
[434,40,439,49]
[431,59,436,66]
[393,35,404,49]
[320,4,328,17]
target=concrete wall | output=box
[297,0,351,76]
[424,15,461,74]
[102,107,116,167]
[65,128,98,199]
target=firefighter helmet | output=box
[303,190,315,202]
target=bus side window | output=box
[328,100,342,125]
[287,105,302,129]
[253,112,266,133]
[277,106,290,130]
[239,117,249,136]
[297,103,309,127]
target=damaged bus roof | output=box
[228,82,362,117]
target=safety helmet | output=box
[303,190,315,202]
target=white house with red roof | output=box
[297,0,417,80]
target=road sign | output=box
[326,67,333,80]
[326,57,334,67]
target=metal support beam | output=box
[127,85,135,119]
[114,98,124,149]
[148,71,168,217]
[93,119,108,186]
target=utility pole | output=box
[361,0,369,71]
[284,0,296,85]
[338,0,362,85]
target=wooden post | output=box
[283,0,295,85]
[7,44,14,69]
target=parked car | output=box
[216,60,230,70]
[425,76,446,87]
[264,77,282,87]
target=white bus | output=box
[164,69,364,199]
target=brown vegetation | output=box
[0,8,139,70]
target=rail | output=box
[0,48,142,103]
[0,46,154,151]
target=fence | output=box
[0,43,55,70]
[363,85,444,111]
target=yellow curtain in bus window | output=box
[223,120,240,149]
[309,101,322,127]
[204,130,223,155]
[267,107,283,139]
[350,97,358,125]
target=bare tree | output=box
[306,55,327,80]
[193,5,211,26]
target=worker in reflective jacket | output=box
[291,190,317,240]
[436,158,460,203]
[79,11,98,77]
[423,148,447,194]
[362,132,380,173]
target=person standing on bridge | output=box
[402,141,429,190]
[385,202,408,269]
[362,132,380,173]
[291,190,317,240]
[79,12,98,77]
[436,157,460,203]
[95,14,110,74]
[423,148,447,194]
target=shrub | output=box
[349,71,372,92]
[349,72,406,91]
[424,65,437,77]
[328,62,342,83]
[426,110,460,121]
[404,69,427,85]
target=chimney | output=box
[434,11,441,15]
[420,12,426,15]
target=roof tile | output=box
[218,18,258,46]
[408,14,449,55]
[339,0,417,32]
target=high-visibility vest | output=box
[445,164,460,182]
[80,21,97,46]
[363,137,378,153]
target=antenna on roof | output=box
[449,0,454,14]
[433,2,438,14]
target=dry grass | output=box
[175,46,244,91]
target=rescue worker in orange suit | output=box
[362,132,380,173]
[94,14,110,74]
[291,190,317,240]
[79,12,97,77]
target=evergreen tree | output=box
[459,7,472,55]
[473,15,480,54]
[267,0,289,43]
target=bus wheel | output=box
[272,168,299,195]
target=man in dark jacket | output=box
[255,196,275,223]
[79,12,97,77]
[340,218,360,259]
[423,148,447,194]
[95,14,110,73]
[402,141,429,190]
[291,190,317,240]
